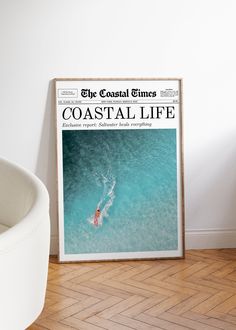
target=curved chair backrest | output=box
[0,158,50,330]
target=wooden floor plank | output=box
[145,293,189,316]
[111,314,160,329]
[159,312,218,330]
[168,292,212,315]
[212,294,236,313]
[80,280,131,299]
[183,311,236,330]
[136,313,190,330]
[98,295,145,319]
[209,274,236,291]
[124,278,177,297]
[121,295,167,317]
[211,262,236,278]
[87,316,134,330]
[49,266,93,284]
[207,310,236,325]
[166,276,218,295]
[132,263,172,281]
[150,263,193,280]
[102,279,154,297]
[74,296,123,320]
[71,264,119,284]
[145,278,197,295]
[91,264,132,283]
[62,316,104,330]
[49,297,100,321]
[29,249,236,330]
[28,325,48,330]
[171,262,209,279]
[192,291,233,314]
[46,297,78,314]
[36,318,77,330]
[187,276,236,294]
[190,261,229,279]
[60,281,111,300]
[112,264,152,281]
[47,283,90,301]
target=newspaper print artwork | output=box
[55,78,184,262]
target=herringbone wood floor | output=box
[29,249,236,329]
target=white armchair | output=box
[0,158,50,330]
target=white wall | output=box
[1,0,236,253]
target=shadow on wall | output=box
[35,80,58,253]
[185,131,236,231]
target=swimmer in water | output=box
[94,208,101,226]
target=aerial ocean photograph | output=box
[62,128,178,255]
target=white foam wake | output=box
[88,171,116,226]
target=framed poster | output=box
[55,78,184,262]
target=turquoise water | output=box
[63,129,178,255]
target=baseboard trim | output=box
[50,229,236,255]
[186,229,236,249]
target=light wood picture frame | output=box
[55,78,184,262]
